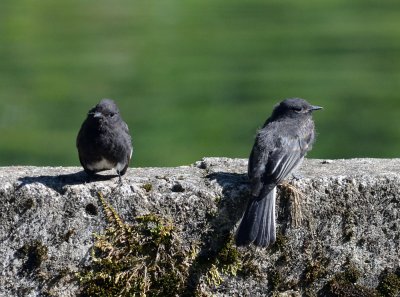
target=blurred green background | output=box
[1,0,400,167]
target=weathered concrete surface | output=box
[0,158,399,296]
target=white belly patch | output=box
[115,161,126,172]
[87,158,115,171]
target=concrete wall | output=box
[0,158,399,296]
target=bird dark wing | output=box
[265,136,307,182]
[249,133,310,197]
[248,141,270,197]
[121,121,130,135]
[118,120,133,162]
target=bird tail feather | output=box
[236,187,276,247]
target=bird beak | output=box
[311,105,323,111]
[91,112,102,118]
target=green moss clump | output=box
[213,235,262,281]
[304,288,317,297]
[343,263,361,284]
[78,192,195,297]
[188,234,261,295]
[325,277,378,297]
[304,260,327,284]
[323,264,377,297]
[202,235,255,289]
[142,183,153,192]
[204,264,223,287]
[270,233,288,254]
[377,271,400,297]
[238,254,262,279]
[78,193,261,297]
[268,270,283,291]
[321,265,400,297]
[215,236,241,276]
[17,240,49,273]
[269,232,291,265]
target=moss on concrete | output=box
[78,192,194,296]
[376,270,400,297]
[78,192,257,297]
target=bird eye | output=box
[292,106,302,112]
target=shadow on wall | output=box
[183,171,250,295]
[17,172,119,195]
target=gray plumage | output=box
[236,98,322,247]
[77,99,133,177]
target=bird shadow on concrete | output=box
[182,171,250,295]
[16,171,118,195]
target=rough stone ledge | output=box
[0,158,399,296]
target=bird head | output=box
[272,98,322,119]
[88,99,120,121]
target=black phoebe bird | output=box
[77,99,133,178]
[236,98,322,247]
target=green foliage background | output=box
[1,0,400,167]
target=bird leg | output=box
[116,170,123,185]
